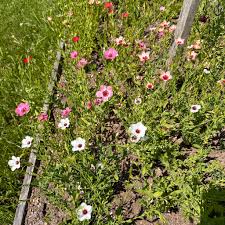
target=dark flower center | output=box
[64,123,67,126]
[108,53,112,57]
[163,75,169,80]
[83,209,88,215]
[27,141,31,144]
[78,144,82,148]
[102,90,109,97]
[192,106,197,110]
[22,108,27,113]
[16,161,19,165]
[135,129,141,134]
[143,56,148,60]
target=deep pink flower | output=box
[70,51,78,59]
[96,85,113,102]
[38,113,48,122]
[15,102,30,116]
[61,107,72,117]
[158,31,165,38]
[138,41,146,49]
[94,98,103,105]
[104,48,118,60]
[77,58,88,69]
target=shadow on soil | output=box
[200,186,225,225]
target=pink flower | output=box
[70,51,78,59]
[138,41,146,49]
[94,98,103,105]
[160,71,172,81]
[160,20,170,28]
[15,102,30,116]
[104,48,118,60]
[146,82,154,90]
[61,107,72,117]
[77,58,88,69]
[96,85,113,102]
[169,25,176,33]
[157,31,165,38]
[217,79,225,86]
[37,113,48,122]
[138,51,150,62]
[160,6,165,11]
[187,51,197,61]
[175,38,185,45]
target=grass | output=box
[0,0,225,224]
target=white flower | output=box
[21,136,33,148]
[190,104,201,113]
[203,68,210,74]
[77,202,93,221]
[58,118,70,130]
[134,97,142,105]
[71,137,86,151]
[8,156,20,171]
[129,122,147,140]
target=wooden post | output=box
[167,0,201,65]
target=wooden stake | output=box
[167,0,201,65]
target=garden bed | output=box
[13,0,225,224]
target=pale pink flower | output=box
[160,6,165,11]
[77,58,88,69]
[187,51,197,61]
[169,25,176,33]
[160,20,170,28]
[160,71,172,81]
[146,82,154,90]
[38,113,48,122]
[61,107,72,117]
[138,51,150,62]
[175,38,185,45]
[96,85,113,102]
[15,102,30,117]
[193,40,201,50]
[115,36,126,45]
[70,51,78,59]
[104,48,118,60]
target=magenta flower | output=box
[104,48,118,60]
[70,51,78,59]
[77,58,88,69]
[15,102,30,117]
[61,107,72,117]
[96,85,113,102]
[37,113,48,122]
